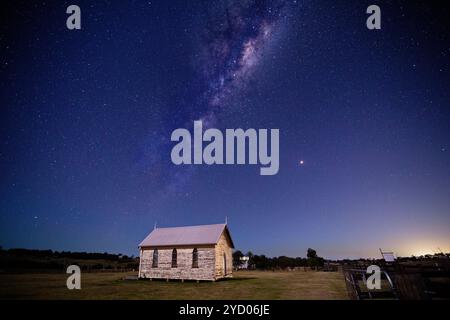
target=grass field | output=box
[0,270,348,300]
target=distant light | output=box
[299,160,304,165]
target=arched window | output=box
[192,248,198,268]
[171,248,177,268]
[152,249,158,268]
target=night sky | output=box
[1,1,449,259]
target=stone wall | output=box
[215,232,233,278]
[140,246,216,281]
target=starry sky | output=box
[1,0,449,259]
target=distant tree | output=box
[233,250,244,268]
[307,248,317,259]
[277,256,293,269]
[246,251,255,269]
[295,257,307,267]
[253,254,273,269]
[306,248,324,268]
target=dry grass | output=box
[0,270,349,300]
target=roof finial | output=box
[154,221,157,230]
[225,216,228,225]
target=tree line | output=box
[0,247,136,261]
[233,248,325,270]
[0,247,139,271]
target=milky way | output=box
[148,0,291,195]
[198,0,289,127]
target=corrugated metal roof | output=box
[139,223,234,248]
